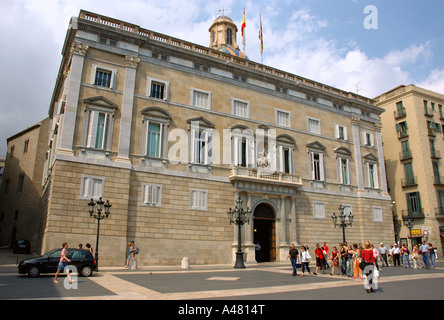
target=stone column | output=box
[289,196,299,246]
[117,55,140,163]
[278,196,290,262]
[375,122,388,194]
[351,116,364,191]
[58,42,88,155]
[244,192,256,263]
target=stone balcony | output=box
[229,166,303,188]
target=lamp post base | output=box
[234,251,246,268]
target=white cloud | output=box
[417,69,444,95]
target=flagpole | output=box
[259,13,263,64]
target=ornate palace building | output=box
[30,10,395,266]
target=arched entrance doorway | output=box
[253,203,276,262]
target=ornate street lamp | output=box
[88,197,111,271]
[227,198,252,268]
[403,217,414,250]
[332,204,354,243]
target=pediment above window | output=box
[187,116,215,129]
[83,96,118,110]
[306,141,326,151]
[363,153,379,161]
[277,134,296,145]
[334,146,352,156]
[141,107,172,120]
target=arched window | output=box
[226,28,233,45]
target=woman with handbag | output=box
[360,241,376,293]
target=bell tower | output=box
[209,15,240,51]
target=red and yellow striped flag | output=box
[258,13,263,54]
[241,7,246,45]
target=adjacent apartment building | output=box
[0,119,49,249]
[3,10,395,266]
[377,84,444,256]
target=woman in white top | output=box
[300,246,312,276]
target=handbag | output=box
[359,259,369,271]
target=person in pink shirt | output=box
[54,242,74,284]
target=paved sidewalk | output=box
[2,248,444,300]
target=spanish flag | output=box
[259,13,263,55]
[241,7,246,45]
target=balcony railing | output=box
[401,177,417,187]
[399,150,412,161]
[402,209,425,219]
[394,109,406,119]
[229,166,302,186]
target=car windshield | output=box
[41,249,62,259]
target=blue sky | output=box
[0,0,443,157]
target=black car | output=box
[18,248,96,277]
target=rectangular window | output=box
[232,135,254,168]
[335,125,347,140]
[142,184,162,207]
[407,192,422,217]
[368,163,378,188]
[146,123,162,158]
[313,202,325,219]
[190,189,208,211]
[340,158,349,185]
[191,129,212,165]
[276,110,290,127]
[192,90,210,109]
[17,173,24,193]
[80,176,104,200]
[94,69,112,88]
[404,162,415,185]
[150,82,165,99]
[85,110,112,150]
[308,118,320,134]
[233,100,249,118]
[373,206,383,222]
[311,152,324,181]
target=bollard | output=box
[130,258,138,271]
[181,257,190,269]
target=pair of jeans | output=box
[403,254,410,267]
[422,252,430,268]
[346,259,353,276]
[430,253,435,267]
[291,258,298,275]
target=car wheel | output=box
[80,266,93,277]
[28,266,40,278]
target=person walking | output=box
[124,242,134,268]
[361,241,376,293]
[329,246,340,275]
[412,245,420,269]
[352,243,362,279]
[314,243,326,275]
[85,243,93,255]
[428,243,436,268]
[286,244,300,276]
[300,246,311,276]
[379,243,388,267]
[388,245,394,266]
[393,244,400,267]
[402,244,410,268]
[372,244,380,270]
[420,241,430,269]
[345,245,354,277]
[54,242,74,284]
[322,242,329,270]
[339,243,347,275]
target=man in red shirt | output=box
[314,243,326,275]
